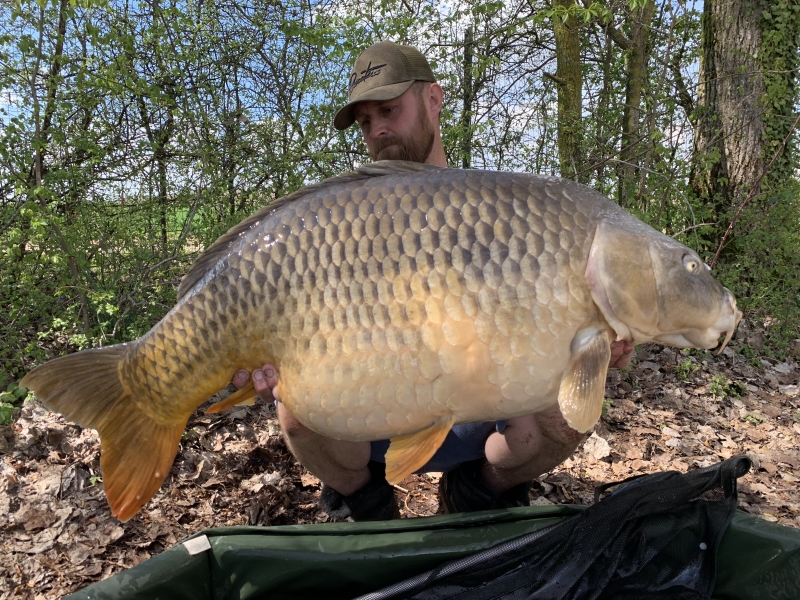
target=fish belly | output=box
[225,169,599,441]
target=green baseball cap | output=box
[333,41,437,131]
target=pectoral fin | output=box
[385,416,456,484]
[558,327,612,433]
[205,382,257,414]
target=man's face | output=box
[354,84,435,164]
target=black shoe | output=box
[318,461,400,521]
[438,459,532,514]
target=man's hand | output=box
[609,340,634,369]
[232,363,281,402]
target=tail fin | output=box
[20,346,185,522]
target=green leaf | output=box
[0,403,14,425]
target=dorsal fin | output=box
[177,161,441,300]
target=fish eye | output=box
[683,255,700,274]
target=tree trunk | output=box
[461,26,474,169]
[617,0,655,208]
[552,0,585,181]
[690,0,766,243]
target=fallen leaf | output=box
[652,452,672,467]
[631,427,661,436]
[639,361,661,371]
[201,476,225,488]
[531,496,554,506]
[761,461,778,475]
[300,472,320,487]
[583,433,611,460]
[749,482,772,495]
[20,507,57,532]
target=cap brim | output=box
[333,80,416,130]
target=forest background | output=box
[1,0,799,407]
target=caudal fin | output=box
[20,346,185,521]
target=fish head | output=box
[586,219,742,352]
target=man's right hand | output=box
[232,363,281,403]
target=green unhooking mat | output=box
[66,456,800,600]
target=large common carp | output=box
[21,161,741,521]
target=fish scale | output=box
[20,161,741,520]
[202,167,598,440]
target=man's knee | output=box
[535,405,590,447]
[277,403,312,440]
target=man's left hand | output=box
[232,363,280,402]
[609,340,634,369]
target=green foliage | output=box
[705,0,800,357]
[741,414,763,426]
[0,382,28,425]
[759,0,800,193]
[0,404,14,426]
[709,376,744,399]
[676,360,698,381]
[709,375,725,397]
[712,183,800,357]
[0,0,797,386]
[539,2,613,25]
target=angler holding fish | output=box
[21,43,741,523]
[232,42,636,521]
[228,42,729,521]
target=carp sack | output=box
[21,161,742,521]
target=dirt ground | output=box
[2,329,799,599]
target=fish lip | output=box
[654,331,720,351]
[714,329,735,355]
[666,292,742,354]
[713,293,743,355]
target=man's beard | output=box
[370,100,435,163]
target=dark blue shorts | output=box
[370,420,509,473]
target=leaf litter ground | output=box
[2,339,799,599]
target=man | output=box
[233,41,634,520]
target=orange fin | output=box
[558,326,612,433]
[204,382,257,414]
[101,413,185,522]
[20,345,188,521]
[385,416,456,484]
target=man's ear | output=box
[428,83,443,121]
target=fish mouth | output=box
[713,291,743,355]
[715,288,744,354]
[654,290,743,353]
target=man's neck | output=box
[425,134,448,167]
